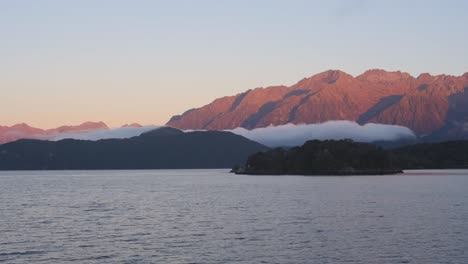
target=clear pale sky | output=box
[1,0,467,128]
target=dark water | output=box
[1,170,468,264]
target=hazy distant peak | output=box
[121,123,143,128]
[48,121,109,134]
[79,121,109,129]
[9,123,44,134]
[11,123,36,129]
[0,121,113,144]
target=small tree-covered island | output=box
[232,139,468,175]
[233,140,403,175]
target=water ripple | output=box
[0,169,467,263]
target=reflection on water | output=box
[1,169,467,263]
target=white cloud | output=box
[46,121,415,148]
[226,121,415,147]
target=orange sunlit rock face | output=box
[167,69,468,135]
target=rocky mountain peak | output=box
[167,69,468,137]
[358,69,413,82]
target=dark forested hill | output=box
[233,139,468,175]
[0,127,268,170]
[233,140,402,175]
[393,140,468,169]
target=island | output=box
[232,139,403,175]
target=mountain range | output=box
[2,69,468,145]
[0,127,267,170]
[0,122,143,144]
[167,69,468,140]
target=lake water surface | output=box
[1,170,468,263]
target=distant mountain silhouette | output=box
[121,123,143,128]
[393,140,468,169]
[0,127,268,170]
[0,122,108,144]
[167,69,468,140]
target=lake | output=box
[1,169,467,263]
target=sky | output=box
[1,0,467,128]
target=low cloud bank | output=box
[227,121,415,147]
[48,121,415,148]
[51,126,160,141]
